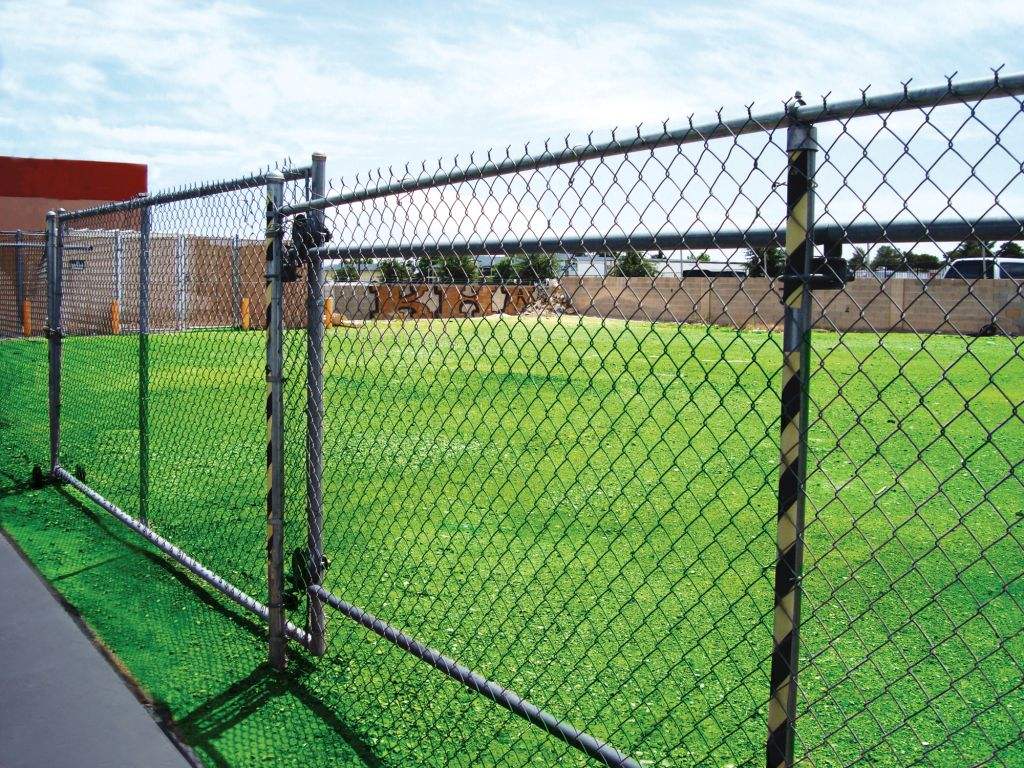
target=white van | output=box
[940,257,1024,280]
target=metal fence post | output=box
[265,171,288,669]
[46,213,62,475]
[14,229,25,335]
[112,230,123,335]
[139,201,151,525]
[231,234,242,328]
[767,121,817,768]
[175,234,187,331]
[306,152,327,655]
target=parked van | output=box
[940,257,1024,279]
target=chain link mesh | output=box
[295,75,1023,768]
[0,73,1021,768]
[0,230,48,479]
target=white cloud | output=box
[0,0,1021,238]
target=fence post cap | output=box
[312,152,327,160]
[266,170,285,182]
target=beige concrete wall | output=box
[25,261,1023,339]
[559,276,1024,335]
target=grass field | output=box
[1,315,1021,768]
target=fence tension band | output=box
[310,585,640,768]
[54,466,312,647]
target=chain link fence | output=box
[1,72,1021,768]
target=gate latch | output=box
[283,213,332,283]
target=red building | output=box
[0,156,147,230]
[1,156,147,336]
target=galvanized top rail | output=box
[310,215,1024,260]
[282,72,1024,217]
[59,164,313,223]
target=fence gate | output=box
[32,71,1024,768]
[47,163,318,664]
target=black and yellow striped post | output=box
[305,152,328,656]
[265,171,288,670]
[767,120,817,768]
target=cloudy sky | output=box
[1,0,1022,191]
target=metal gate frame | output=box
[44,164,320,657]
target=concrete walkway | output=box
[0,531,194,768]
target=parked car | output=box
[940,257,1024,279]
[679,266,747,278]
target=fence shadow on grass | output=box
[55,485,267,640]
[52,482,383,767]
[175,660,383,768]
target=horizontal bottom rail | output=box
[310,584,638,768]
[55,466,311,647]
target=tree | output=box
[870,245,904,270]
[947,238,994,262]
[868,246,940,272]
[331,262,359,282]
[687,251,711,263]
[491,257,517,283]
[514,251,560,282]
[996,241,1024,259]
[608,250,658,277]
[417,252,480,283]
[848,247,869,271]
[489,252,560,283]
[903,252,941,271]
[378,259,417,283]
[745,246,786,278]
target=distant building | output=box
[565,251,747,278]
[1,156,148,337]
[0,155,148,231]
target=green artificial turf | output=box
[0,316,1021,767]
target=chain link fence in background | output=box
[0,72,1021,768]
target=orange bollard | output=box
[324,296,334,328]
[21,300,31,337]
[111,300,121,335]
[241,297,251,330]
